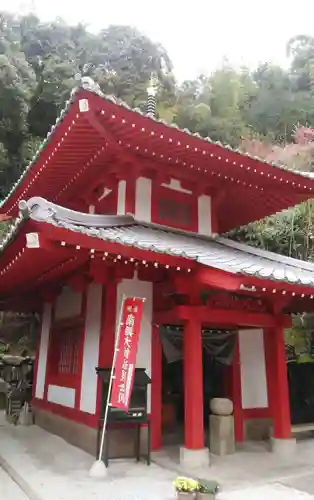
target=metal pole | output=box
[97,294,126,462]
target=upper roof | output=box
[1,77,314,232]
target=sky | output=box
[2,0,314,81]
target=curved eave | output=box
[2,198,314,312]
[0,82,313,231]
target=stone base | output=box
[18,403,33,426]
[179,447,210,468]
[33,407,149,457]
[209,415,235,455]
[270,437,297,458]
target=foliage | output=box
[0,12,314,261]
[197,479,219,494]
[0,12,176,195]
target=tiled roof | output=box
[20,197,314,288]
[55,224,314,286]
[1,76,314,214]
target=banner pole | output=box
[89,294,126,478]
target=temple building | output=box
[1,78,314,467]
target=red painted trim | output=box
[95,285,106,420]
[263,328,275,419]
[151,323,162,450]
[96,281,117,419]
[271,326,292,439]
[45,296,85,397]
[184,318,204,449]
[210,196,219,234]
[33,397,98,428]
[32,398,152,431]
[231,333,244,442]
[47,375,78,389]
[43,304,54,402]
[242,408,271,419]
[176,305,290,329]
[151,184,198,232]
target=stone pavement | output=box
[0,466,31,500]
[1,412,314,500]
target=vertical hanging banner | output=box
[110,297,145,411]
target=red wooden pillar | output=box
[183,318,204,449]
[151,324,162,450]
[267,326,291,439]
[96,281,117,420]
[231,332,244,443]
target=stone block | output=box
[179,447,210,468]
[270,437,296,458]
[209,414,235,455]
[18,403,33,426]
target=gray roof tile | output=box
[9,196,314,290]
[58,225,314,287]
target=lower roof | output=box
[20,197,314,288]
[1,197,314,312]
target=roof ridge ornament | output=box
[19,197,136,228]
[146,74,157,118]
[74,73,102,94]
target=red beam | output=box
[195,267,243,291]
[154,309,182,325]
[175,305,291,328]
[196,264,314,298]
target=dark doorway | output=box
[288,362,314,424]
[160,326,234,446]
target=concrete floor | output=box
[1,412,314,500]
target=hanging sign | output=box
[110,297,145,411]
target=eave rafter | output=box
[86,109,218,194]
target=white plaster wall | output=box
[117,180,126,215]
[80,283,103,414]
[47,385,75,408]
[238,328,268,409]
[55,286,82,320]
[198,194,212,236]
[35,303,52,399]
[135,177,152,222]
[116,273,153,412]
[161,178,192,194]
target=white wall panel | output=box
[55,286,82,320]
[198,194,212,236]
[80,283,103,414]
[47,385,75,408]
[117,180,126,215]
[135,177,152,222]
[35,303,52,399]
[239,328,268,409]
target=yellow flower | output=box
[173,477,198,492]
